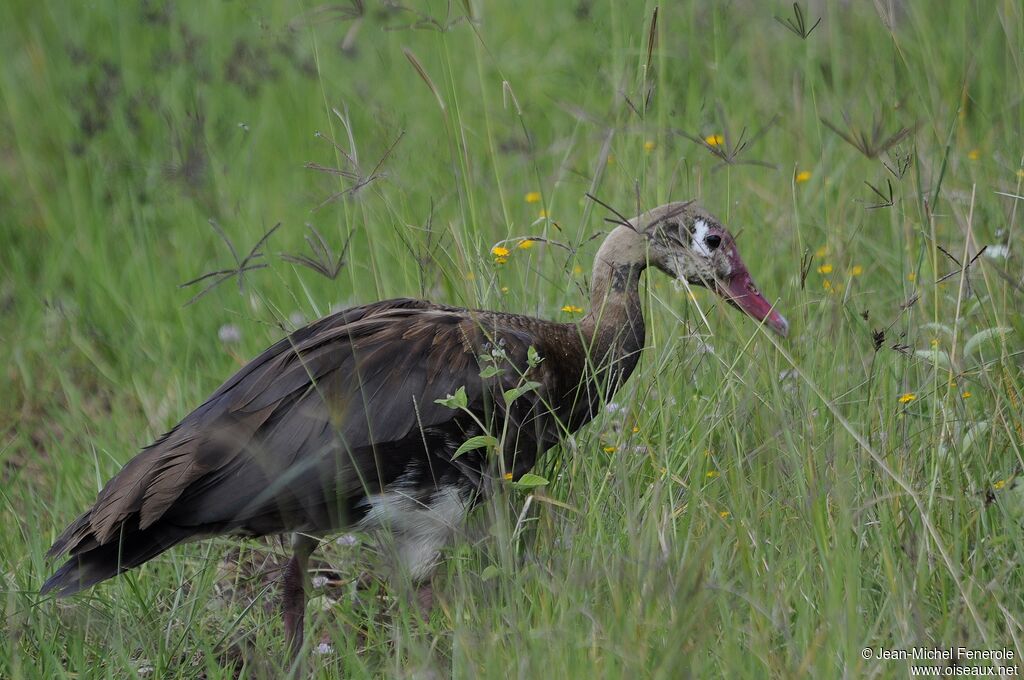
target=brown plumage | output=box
[43,201,788,658]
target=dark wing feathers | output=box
[44,297,572,595]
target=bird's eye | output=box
[704,234,722,251]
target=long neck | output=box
[580,225,647,390]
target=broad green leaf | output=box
[921,322,953,337]
[998,478,1024,524]
[480,565,501,581]
[961,421,989,452]
[453,434,498,458]
[527,345,543,367]
[964,327,1011,359]
[915,348,951,369]
[513,473,549,489]
[435,386,468,410]
[479,365,503,378]
[503,381,542,404]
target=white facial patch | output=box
[692,219,712,257]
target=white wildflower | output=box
[984,244,1009,260]
[778,369,798,395]
[696,341,715,355]
[218,324,241,344]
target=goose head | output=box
[641,201,789,337]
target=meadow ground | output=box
[1,1,1022,677]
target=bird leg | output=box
[414,580,435,619]
[282,534,318,661]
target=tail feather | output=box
[45,511,95,561]
[41,524,193,597]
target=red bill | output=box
[718,260,789,337]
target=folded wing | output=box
[43,298,558,595]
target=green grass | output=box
[2,0,1023,677]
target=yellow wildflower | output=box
[822,279,833,292]
[719,510,731,519]
[500,286,509,294]
[851,265,864,276]
[962,391,972,399]
[967,149,980,161]
[706,470,719,479]
[815,245,829,258]
[631,425,640,433]
[606,154,615,165]
[561,305,584,314]
[795,170,812,183]
[491,246,510,257]
[538,210,548,218]
[518,239,535,250]
[525,191,541,203]
[994,478,1008,490]
[817,263,833,274]
[503,472,514,481]
[644,140,656,152]
[898,393,917,404]
[603,445,616,453]
[930,338,939,347]
[704,134,724,146]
